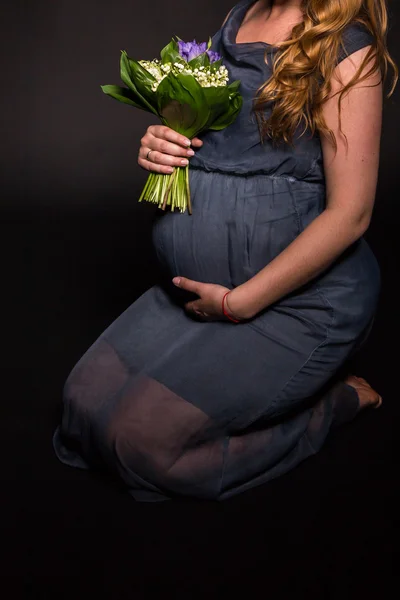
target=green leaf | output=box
[198,86,231,129]
[210,58,223,69]
[158,99,199,136]
[188,51,210,70]
[160,38,183,65]
[207,92,243,130]
[100,84,147,109]
[119,51,159,116]
[156,72,210,137]
[188,83,241,132]
[127,57,158,106]
[227,79,241,94]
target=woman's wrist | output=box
[225,286,255,321]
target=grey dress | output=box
[53,0,380,501]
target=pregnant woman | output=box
[53,0,397,502]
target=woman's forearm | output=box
[227,207,369,320]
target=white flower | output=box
[140,59,229,90]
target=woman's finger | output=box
[190,137,204,148]
[148,125,203,149]
[138,161,175,174]
[148,124,192,148]
[138,147,190,173]
[138,126,198,172]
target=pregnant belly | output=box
[151,169,303,289]
[151,169,381,343]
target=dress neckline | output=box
[223,0,281,53]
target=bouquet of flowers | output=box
[101,37,243,214]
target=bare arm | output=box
[226,47,383,320]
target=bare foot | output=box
[344,374,383,410]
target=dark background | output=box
[1,1,399,597]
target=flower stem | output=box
[162,167,178,211]
[138,165,192,214]
[185,165,192,215]
[173,165,180,211]
[138,171,153,203]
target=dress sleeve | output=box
[336,21,375,65]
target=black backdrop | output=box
[1,1,399,597]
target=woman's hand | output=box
[138,125,203,174]
[172,276,247,323]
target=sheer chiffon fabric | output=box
[53,333,361,502]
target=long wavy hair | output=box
[253,0,398,152]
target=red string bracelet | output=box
[222,291,242,323]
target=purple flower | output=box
[206,50,221,63]
[178,40,206,62]
[177,39,221,63]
